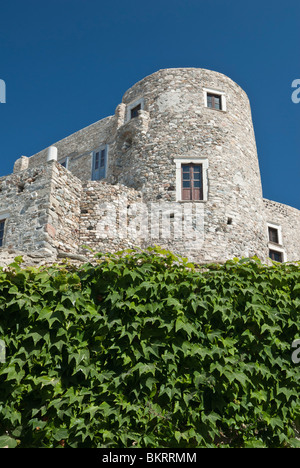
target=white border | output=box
[174,158,209,202]
[267,222,286,262]
[267,221,283,246]
[269,245,286,263]
[203,87,227,112]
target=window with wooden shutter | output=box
[100,149,106,168]
[268,226,279,244]
[181,164,203,201]
[94,151,100,170]
[207,93,222,110]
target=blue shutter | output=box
[92,146,107,180]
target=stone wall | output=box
[0,161,83,259]
[79,181,143,255]
[47,162,82,254]
[0,163,56,256]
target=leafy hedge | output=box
[0,247,299,448]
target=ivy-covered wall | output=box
[0,248,299,448]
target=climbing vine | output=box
[0,247,299,448]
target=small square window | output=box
[130,104,141,119]
[269,249,283,262]
[203,88,226,112]
[207,93,222,110]
[126,98,145,122]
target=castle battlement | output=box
[0,68,299,266]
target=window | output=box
[92,146,108,180]
[130,104,141,119]
[60,158,69,169]
[181,164,203,200]
[126,98,144,121]
[100,149,106,167]
[268,226,279,244]
[269,249,283,263]
[207,93,222,110]
[203,88,226,112]
[267,222,282,245]
[267,223,285,262]
[0,220,5,247]
[174,158,209,202]
[94,151,100,170]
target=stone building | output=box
[0,68,299,266]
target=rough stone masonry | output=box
[0,68,299,267]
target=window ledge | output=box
[268,241,283,248]
[204,107,227,113]
[177,200,207,203]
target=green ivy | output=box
[0,247,299,448]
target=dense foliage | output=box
[0,247,299,448]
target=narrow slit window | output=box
[0,220,6,247]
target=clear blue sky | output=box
[0,0,299,209]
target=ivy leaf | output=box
[0,435,18,448]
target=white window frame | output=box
[267,222,283,246]
[267,222,286,262]
[126,97,145,122]
[174,158,209,202]
[203,87,227,112]
[269,246,286,263]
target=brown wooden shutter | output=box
[181,164,203,200]
[182,164,191,200]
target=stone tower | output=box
[1,67,299,267]
[107,68,269,262]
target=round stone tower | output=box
[110,68,269,263]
